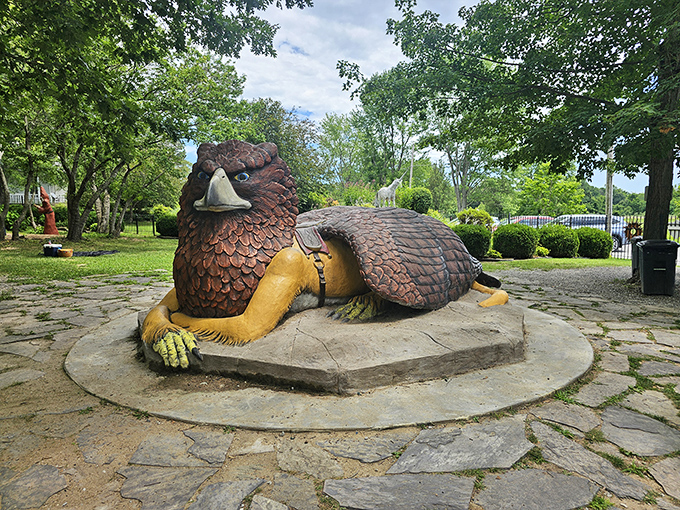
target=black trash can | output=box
[638,240,679,296]
[631,236,643,276]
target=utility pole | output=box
[605,148,614,236]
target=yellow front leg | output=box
[172,247,312,345]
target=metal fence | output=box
[501,214,679,261]
[125,218,156,237]
[610,215,680,260]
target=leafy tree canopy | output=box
[0,0,311,121]
[515,164,586,217]
[351,0,679,238]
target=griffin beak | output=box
[194,168,251,212]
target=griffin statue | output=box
[142,140,508,368]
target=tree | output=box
[413,104,513,213]
[423,160,456,214]
[380,0,678,239]
[45,49,250,241]
[106,141,189,237]
[468,171,520,218]
[318,112,362,184]
[352,69,428,186]
[0,93,61,240]
[580,181,605,214]
[515,164,586,217]
[0,152,8,240]
[244,98,328,212]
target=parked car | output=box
[495,216,554,231]
[548,214,628,251]
[512,216,554,228]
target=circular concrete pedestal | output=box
[139,294,526,395]
[65,302,592,431]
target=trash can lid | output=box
[638,239,679,249]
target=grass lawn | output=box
[0,233,177,282]
[1,232,631,283]
[481,257,630,272]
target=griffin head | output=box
[174,140,299,319]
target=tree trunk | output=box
[644,150,674,239]
[93,182,103,230]
[97,189,110,234]
[643,24,679,240]
[0,152,9,241]
[28,197,38,230]
[12,117,36,240]
[112,199,134,238]
[109,191,122,238]
[11,170,35,240]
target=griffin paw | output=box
[153,330,203,369]
[329,293,385,321]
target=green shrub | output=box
[5,204,32,231]
[538,224,579,258]
[452,224,491,259]
[492,223,539,259]
[399,187,432,213]
[486,248,502,259]
[456,208,493,231]
[53,203,68,226]
[409,187,433,214]
[152,204,174,216]
[342,182,374,206]
[535,245,549,257]
[156,212,178,237]
[577,227,613,258]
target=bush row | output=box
[488,223,612,259]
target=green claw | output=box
[330,294,385,322]
[152,330,200,369]
[165,332,179,367]
[153,337,169,366]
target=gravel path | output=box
[493,265,680,309]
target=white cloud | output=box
[232,0,465,122]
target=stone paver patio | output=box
[1,269,680,509]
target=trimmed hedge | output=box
[538,224,579,258]
[452,224,491,260]
[577,227,613,259]
[492,223,539,259]
[399,187,432,213]
[155,212,178,237]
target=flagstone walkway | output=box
[1,268,680,510]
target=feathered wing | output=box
[298,206,482,309]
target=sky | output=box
[187,0,677,195]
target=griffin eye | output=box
[234,172,250,182]
[197,171,210,180]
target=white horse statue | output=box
[374,171,407,207]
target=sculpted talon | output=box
[191,347,203,361]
